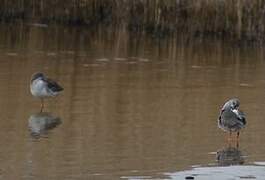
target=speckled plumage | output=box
[218,98,246,133]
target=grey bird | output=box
[218,98,246,140]
[30,72,63,111]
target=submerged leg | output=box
[234,131,240,148]
[40,98,44,112]
[237,131,240,140]
[229,131,232,140]
[226,131,232,144]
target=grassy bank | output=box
[1,0,265,41]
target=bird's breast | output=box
[30,80,50,97]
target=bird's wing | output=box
[221,110,239,127]
[237,110,246,125]
[46,78,63,92]
[231,109,246,126]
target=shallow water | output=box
[0,23,265,179]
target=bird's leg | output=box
[228,130,232,141]
[231,132,240,148]
[226,131,232,144]
[40,98,44,112]
[236,131,240,143]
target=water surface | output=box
[0,23,264,179]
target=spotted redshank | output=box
[218,98,246,140]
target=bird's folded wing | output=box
[47,78,63,91]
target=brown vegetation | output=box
[1,0,265,40]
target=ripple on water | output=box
[82,63,101,67]
[126,61,137,64]
[47,52,57,56]
[191,65,203,69]
[120,176,152,179]
[60,50,75,55]
[6,52,18,56]
[138,58,149,62]
[114,57,127,61]
[95,58,109,62]
[239,83,253,87]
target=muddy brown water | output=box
[0,23,265,179]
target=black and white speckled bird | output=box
[30,72,63,111]
[218,98,246,139]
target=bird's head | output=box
[221,98,240,111]
[31,72,45,82]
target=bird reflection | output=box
[28,112,62,138]
[216,143,244,166]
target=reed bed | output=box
[1,0,265,40]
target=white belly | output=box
[30,79,57,98]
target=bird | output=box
[218,98,246,140]
[30,72,63,111]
